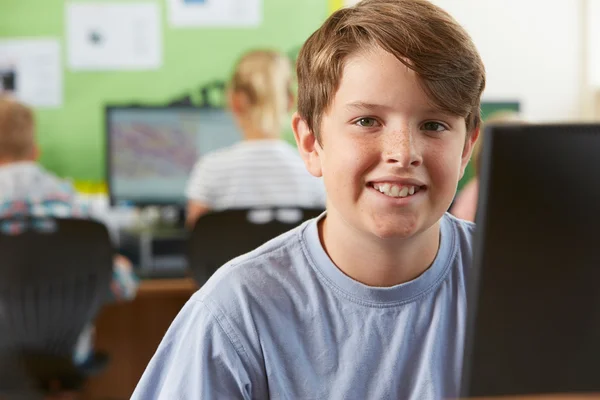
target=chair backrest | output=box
[188,208,323,285]
[0,217,113,360]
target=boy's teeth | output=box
[373,183,418,198]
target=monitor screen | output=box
[106,106,241,205]
[461,124,600,397]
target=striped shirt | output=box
[0,162,138,364]
[185,140,326,210]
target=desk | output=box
[82,278,198,399]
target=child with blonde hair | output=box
[134,0,485,398]
[0,96,138,366]
[185,49,325,227]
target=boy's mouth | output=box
[369,182,424,199]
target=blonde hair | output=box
[473,110,522,175]
[0,96,35,160]
[297,0,486,143]
[230,49,292,138]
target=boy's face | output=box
[293,46,478,241]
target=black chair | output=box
[0,217,114,395]
[188,208,323,285]
[0,316,42,400]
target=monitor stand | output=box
[117,206,190,279]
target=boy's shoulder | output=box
[192,219,315,307]
[441,212,476,270]
[444,212,476,237]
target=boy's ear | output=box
[459,127,480,179]
[292,112,323,178]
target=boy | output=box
[0,96,139,365]
[132,0,485,398]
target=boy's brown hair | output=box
[0,96,35,160]
[296,0,486,142]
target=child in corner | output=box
[133,0,485,398]
[185,49,326,228]
[0,96,138,366]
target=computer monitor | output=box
[461,124,600,397]
[106,106,241,206]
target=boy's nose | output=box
[384,132,423,168]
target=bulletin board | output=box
[0,0,327,184]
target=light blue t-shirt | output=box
[132,213,474,399]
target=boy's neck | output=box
[318,213,441,287]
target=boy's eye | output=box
[421,121,447,132]
[355,117,379,128]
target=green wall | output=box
[0,0,327,182]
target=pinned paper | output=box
[0,39,62,108]
[66,2,162,71]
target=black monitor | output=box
[105,106,241,206]
[461,124,600,397]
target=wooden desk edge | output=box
[138,277,198,296]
